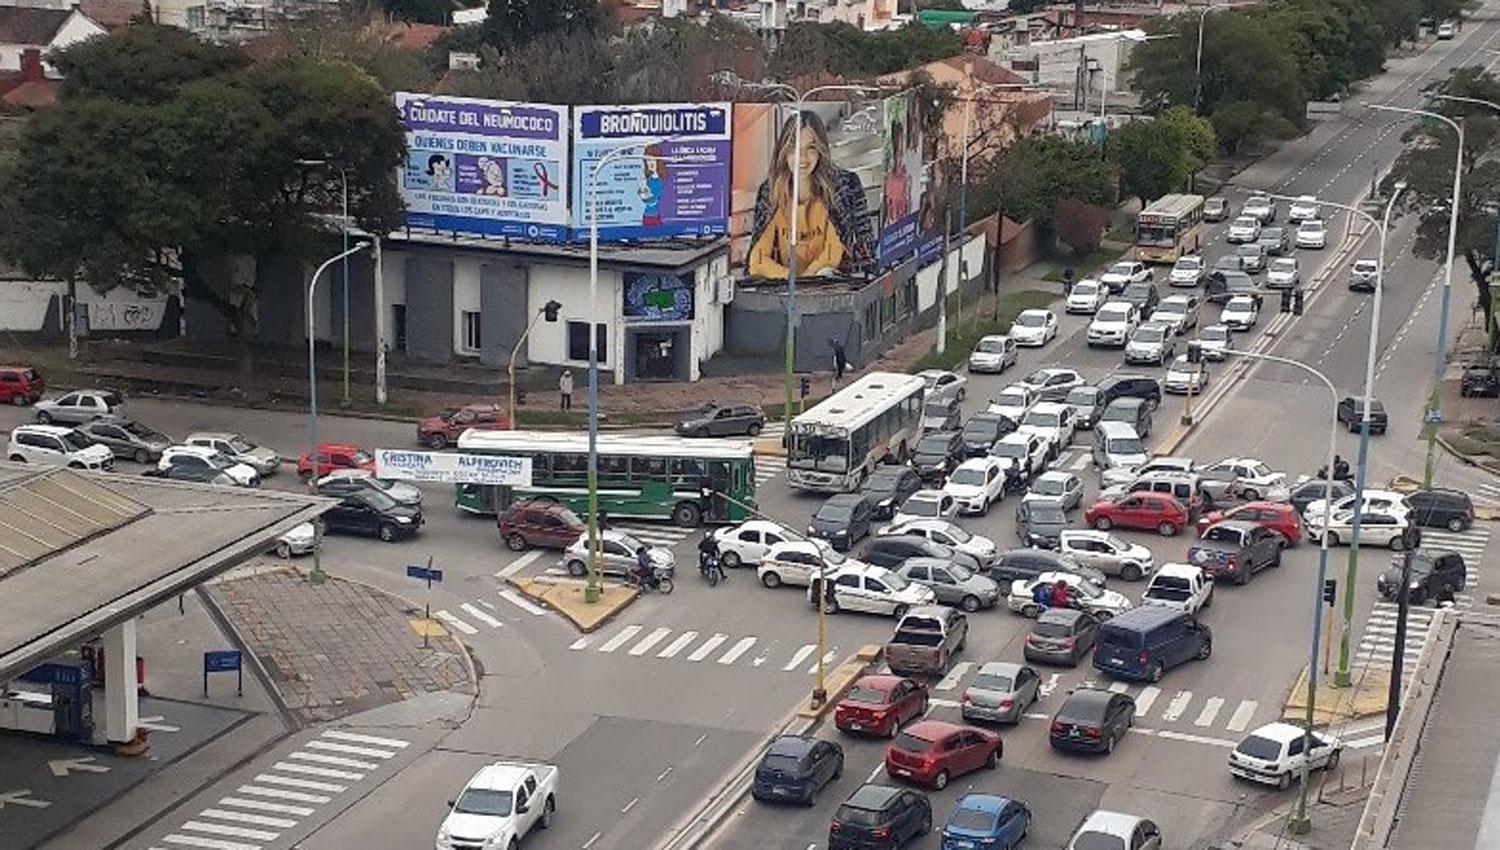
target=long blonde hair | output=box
[769,110,840,216]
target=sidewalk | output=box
[1229,787,1371,850]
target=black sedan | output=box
[960,413,1016,457]
[860,466,924,520]
[910,431,966,485]
[1049,688,1135,755]
[809,494,874,551]
[752,734,844,805]
[323,490,423,542]
[674,403,766,438]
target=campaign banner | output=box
[876,91,925,269]
[396,93,569,242]
[571,103,731,240]
[376,449,533,487]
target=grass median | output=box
[914,289,1060,373]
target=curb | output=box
[194,584,301,732]
[506,575,638,634]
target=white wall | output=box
[451,256,482,355]
[526,264,624,381]
[0,279,174,332]
[380,246,406,352]
[0,11,108,74]
[690,255,731,381]
[0,280,62,331]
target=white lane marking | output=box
[598,625,643,653]
[1226,700,1258,733]
[432,610,478,635]
[628,627,673,657]
[498,589,547,616]
[718,636,758,665]
[234,784,330,805]
[1195,697,1225,728]
[1134,686,1160,717]
[928,697,960,708]
[1162,691,1193,722]
[783,644,817,671]
[657,631,699,658]
[1041,673,1061,697]
[1346,735,1386,750]
[583,831,602,849]
[497,549,544,579]
[688,633,728,662]
[137,715,181,733]
[1107,681,1129,693]
[272,762,363,781]
[287,751,377,771]
[218,796,314,817]
[569,635,594,650]
[161,835,260,850]
[460,603,504,628]
[253,774,347,793]
[320,730,408,749]
[936,662,972,692]
[867,762,885,783]
[658,766,674,782]
[809,651,838,674]
[302,740,395,760]
[621,796,639,814]
[197,808,298,830]
[1147,728,1237,749]
[179,821,280,842]
[1070,452,1092,471]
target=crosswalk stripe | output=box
[254,773,346,793]
[598,625,643,653]
[235,785,330,805]
[433,610,478,636]
[1069,452,1092,471]
[657,631,699,658]
[218,796,314,817]
[1107,681,1129,693]
[498,590,547,616]
[569,635,594,650]
[197,808,298,830]
[629,627,673,657]
[1194,697,1224,728]
[460,603,504,628]
[783,644,817,672]
[161,835,259,850]
[1226,700,1258,732]
[1134,686,1160,716]
[180,820,279,842]
[320,730,408,749]
[809,650,838,674]
[302,740,395,759]
[272,762,363,781]
[718,636,758,665]
[935,662,972,691]
[688,633,728,661]
[287,751,377,771]
[1162,691,1193,722]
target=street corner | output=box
[510,576,637,634]
[1283,665,1391,726]
[795,644,881,721]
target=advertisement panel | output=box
[375,449,533,486]
[623,272,695,322]
[396,93,569,241]
[571,103,731,240]
[877,90,926,268]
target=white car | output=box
[274,522,318,558]
[1010,309,1059,347]
[1168,255,1205,287]
[1302,489,1411,528]
[986,383,1039,422]
[436,762,558,850]
[185,431,281,476]
[1437,21,1456,38]
[1201,457,1285,501]
[891,489,959,526]
[967,335,1017,374]
[1066,279,1108,313]
[942,456,1008,515]
[1068,811,1163,850]
[1019,367,1085,402]
[1023,470,1084,511]
[1100,261,1152,293]
[1124,321,1177,365]
[1350,259,1379,290]
[1018,402,1078,455]
[1196,324,1231,360]
[1266,258,1300,289]
[564,529,675,578]
[813,562,936,617]
[988,432,1049,480]
[880,518,998,565]
[1226,216,1262,244]
[1152,294,1199,335]
[1229,722,1342,789]
[1141,563,1213,614]
[1087,301,1140,347]
[1007,571,1133,619]
[757,539,845,588]
[713,518,797,568]
[916,369,967,404]
[159,444,259,486]
[1287,195,1320,222]
[1163,355,1209,394]
[1057,529,1155,581]
[6,424,115,470]
[1220,295,1260,330]
[1295,219,1327,249]
[1242,194,1276,223]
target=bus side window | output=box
[601,456,630,485]
[552,453,586,485]
[631,457,666,482]
[671,458,705,486]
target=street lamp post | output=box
[1365,103,1464,488]
[508,300,564,428]
[1193,6,1211,113]
[295,159,352,409]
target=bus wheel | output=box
[673,502,702,528]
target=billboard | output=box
[877,91,925,267]
[396,93,569,242]
[375,449,533,486]
[571,103,731,240]
[623,272,695,322]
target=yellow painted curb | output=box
[512,577,638,633]
[796,644,882,720]
[1282,665,1391,726]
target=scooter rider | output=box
[633,546,656,590]
[697,534,727,583]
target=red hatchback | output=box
[0,366,43,406]
[1085,492,1189,536]
[1196,500,1303,545]
[884,720,1001,789]
[834,675,928,738]
[297,443,376,479]
[417,404,509,449]
[498,499,586,551]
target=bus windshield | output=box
[789,433,849,473]
[1137,220,1177,247]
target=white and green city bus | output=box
[453,430,757,527]
[786,371,927,493]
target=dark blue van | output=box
[1092,607,1212,682]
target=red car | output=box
[834,675,929,738]
[1196,500,1303,545]
[498,499,586,551]
[297,443,376,479]
[417,404,509,449]
[0,365,44,406]
[1085,492,1189,536]
[884,719,1001,789]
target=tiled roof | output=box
[0,7,70,45]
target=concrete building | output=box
[759,0,900,32]
[999,27,1145,112]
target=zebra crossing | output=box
[569,623,841,674]
[138,729,410,850]
[1472,482,1500,510]
[1353,524,1490,670]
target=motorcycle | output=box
[1314,460,1353,482]
[626,567,675,595]
[699,552,725,587]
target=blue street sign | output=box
[407,565,443,583]
[203,650,243,697]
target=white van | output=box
[1093,421,1148,482]
[7,424,115,470]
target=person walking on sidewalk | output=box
[559,369,574,410]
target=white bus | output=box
[786,371,927,493]
[1136,193,1206,263]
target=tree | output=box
[258,12,438,94]
[52,23,246,103]
[483,0,602,51]
[770,21,963,78]
[1129,11,1306,126]
[1055,197,1109,256]
[968,136,1115,243]
[1210,100,1297,156]
[1111,108,1216,203]
[371,0,456,25]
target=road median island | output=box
[509,576,637,633]
[1283,665,1391,726]
[796,644,883,720]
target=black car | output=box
[1016,500,1068,548]
[141,465,237,486]
[828,784,932,850]
[752,734,844,805]
[960,413,1016,457]
[1094,374,1162,411]
[810,493,875,551]
[861,466,924,520]
[1050,687,1136,755]
[1406,488,1474,531]
[1120,281,1161,315]
[1205,270,1261,306]
[986,549,1107,588]
[1288,478,1356,515]
[674,403,766,438]
[1336,396,1387,434]
[1461,363,1500,398]
[862,535,982,572]
[910,431,966,485]
[323,490,423,542]
[1377,549,1467,605]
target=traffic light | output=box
[799,376,811,398]
[1279,289,1293,314]
[1186,341,1202,363]
[542,300,563,322]
[1323,579,1337,606]
[1293,289,1305,316]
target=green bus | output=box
[454,430,757,527]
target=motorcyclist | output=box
[1049,579,1071,610]
[633,546,656,590]
[1334,455,1350,480]
[697,534,726,582]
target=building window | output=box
[567,321,608,364]
[461,311,482,353]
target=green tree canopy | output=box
[770,21,964,78]
[1111,108,1216,203]
[483,0,603,51]
[968,136,1116,239]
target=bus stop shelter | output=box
[0,463,328,745]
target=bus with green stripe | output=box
[453,430,757,527]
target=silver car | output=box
[77,417,171,463]
[896,558,1001,612]
[961,661,1041,724]
[186,432,282,475]
[564,529,675,578]
[1023,471,1084,511]
[34,388,124,424]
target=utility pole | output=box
[1385,547,1415,740]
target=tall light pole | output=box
[1193,5,1211,113]
[1364,103,1464,488]
[296,159,352,408]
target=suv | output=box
[7,424,114,470]
[1336,396,1387,434]
[417,403,508,449]
[1124,322,1176,366]
[1405,488,1474,531]
[1377,549,1467,604]
[1095,375,1162,413]
[1349,259,1379,292]
[828,784,932,850]
[33,388,124,425]
[498,499,586,551]
[0,366,44,406]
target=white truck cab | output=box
[438,762,558,850]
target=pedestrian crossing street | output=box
[137,729,410,850]
[569,623,843,674]
[1353,524,1490,671]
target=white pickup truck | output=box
[438,762,558,850]
[1140,563,1214,616]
